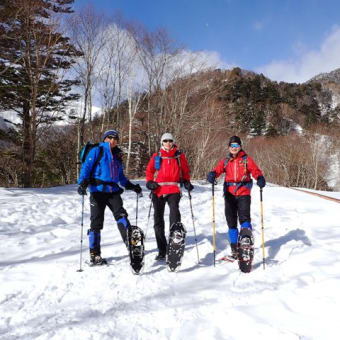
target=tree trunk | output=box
[22,101,33,187]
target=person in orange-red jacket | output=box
[146,133,193,261]
[207,135,266,260]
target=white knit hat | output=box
[160,133,175,144]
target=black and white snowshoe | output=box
[128,225,145,275]
[166,222,186,272]
[237,228,254,273]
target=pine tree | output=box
[0,0,81,187]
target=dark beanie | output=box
[103,129,119,141]
[228,135,242,146]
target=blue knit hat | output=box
[103,129,119,141]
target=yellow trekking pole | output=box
[260,188,265,269]
[212,182,216,266]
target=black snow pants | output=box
[224,192,251,228]
[152,193,181,256]
[90,192,130,243]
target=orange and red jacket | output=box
[146,145,190,197]
[213,150,263,196]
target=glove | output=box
[257,175,266,188]
[146,181,159,191]
[207,171,216,184]
[125,181,142,194]
[77,180,88,196]
[133,184,142,194]
[183,180,194,192]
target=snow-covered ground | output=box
[1,182,339,340]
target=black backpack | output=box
[79,142,104,178]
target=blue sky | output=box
[73,0,340,83]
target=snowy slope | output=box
[1,182,339,340]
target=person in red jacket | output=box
[207,135,266,260]
[146,133,193,260]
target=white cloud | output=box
[257,26,340,83]
[170,49,233,74]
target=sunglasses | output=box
[229,143,240,148]
[163,139,173,143]
[107,136,118,140]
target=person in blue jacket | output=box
[78,129,142,265]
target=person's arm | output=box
[247,156,266,188]
[145,154,156,182]
[78,147,100,185]
[145,154,159,191]
[247,156,263,179]
[180,153,190,182]
[207,158,225,183]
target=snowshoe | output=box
[166,222,186,272]
[237,228,254,273]
[128,225,145,275]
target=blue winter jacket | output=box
[78,142,128,193]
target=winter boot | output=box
[90,253,107,265]
[230,243,238,260]
[88,229,107,265]
[155,253,166,261]
[220,243,238,262]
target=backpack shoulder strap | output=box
[176,150,183,184]
[89,145,104,178]
[242,154,248,170]
[223,156,230,172]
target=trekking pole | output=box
[212,182,216,267]
[77,195,85,272]
[144,192,153,239]
[260,188,265,270]
[136,192,139,225]
[188,190,200,264]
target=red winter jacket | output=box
[146,145,190,197]
[213,150,263,196]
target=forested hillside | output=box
[1,1,339,190]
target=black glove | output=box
[257,175,266,188]
[146,180,159,191]
[133,184,142,194]
[125,181,142,194]
[183,180,194,192]
[207,171,216,184]
[77,180,88,196]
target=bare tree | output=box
[97,15,138,132]
[130,24,178,154]
[67,5,108,167]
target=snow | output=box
[1,182,340,340]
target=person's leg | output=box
[106,192,130,245]
[152,194,167,257]
[237,195,254,246]
[237,195,252,230]
[89,192,106,262]
[224,192,239,258]
[167,193,181,228]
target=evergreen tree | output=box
[0,0,81,187]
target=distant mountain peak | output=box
[309,68,340,83]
